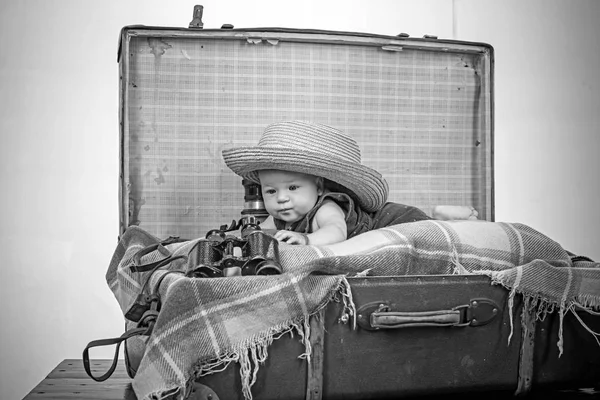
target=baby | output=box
[257,169,346,245]
[223,121,477,246]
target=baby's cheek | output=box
[262,199,276,212]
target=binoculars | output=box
[124,181,279,323]
[187,214,282,278]
[186,179,280,277]
[129,179,280,282]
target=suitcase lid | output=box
[118,25,494,239]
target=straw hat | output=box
[222,121,389,212]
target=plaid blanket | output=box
[105,220,600,400]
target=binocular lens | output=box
[241,257,282,276]
[255,260,283,275]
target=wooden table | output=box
[23,360,135,400]
[23,359,597,399]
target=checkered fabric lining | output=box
[122,34,492,239]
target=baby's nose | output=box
[277,192,289,203]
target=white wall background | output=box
[1,1,598,399]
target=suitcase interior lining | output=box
[121,32,493,238]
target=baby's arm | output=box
[307,200,347,245]
[273,201,346,245]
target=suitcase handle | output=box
[357,299,500,331]
[372,309,461,329]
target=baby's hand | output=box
[274,230,309,245]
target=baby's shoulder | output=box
[315,198,346,217]
[311,198,346,231]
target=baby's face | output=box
[258,170,322,224]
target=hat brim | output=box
[222,146,388,212]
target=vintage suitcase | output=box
[106,6,600,400]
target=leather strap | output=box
[130,236,187,273]
[515,304,536,396]
[82,326,149,382]
[153,270,185,293]
[306,308,325,400]
[139,255,187,292]
[84,240,187,382]
[130,243,171,272]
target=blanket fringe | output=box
[506,268,523,346]
[189,276,355,400]
[295,317,312,363]
[483,269,600,357]
[568,304,600,349]
[574,295,600,312]
[339,276,357,329]
[147,386,182,400]
[192,321,295,400]
[450,246,471,275]
[238,343,271,400]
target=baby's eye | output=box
[289,185,298,191]
[264,189,276,195]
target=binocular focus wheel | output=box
[223,267,242,277]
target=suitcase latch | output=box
[357,298,500,331]
[189,5,204,29]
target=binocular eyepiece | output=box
[241,179,269,223]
